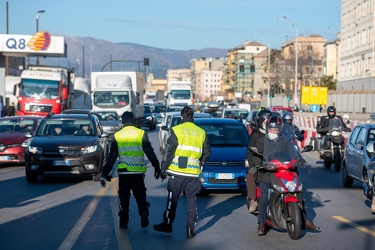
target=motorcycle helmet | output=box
[255,109,272,128]
[327,106,336,118]
[266,115,283,140]
[282,111,294,125]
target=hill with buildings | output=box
[41,35,229,79]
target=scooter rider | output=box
[257,115,319,235]
[282,111,304,142]
[246,109,272,214]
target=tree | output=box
[317,75,337,90]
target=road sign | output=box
[310,104,319,113]
[301,86,328,105]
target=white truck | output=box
[167,81,192,106]
[91,71,144,126]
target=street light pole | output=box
[36,10,45,65]
[277,16,298,107]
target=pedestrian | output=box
[7,102,15,116]
[102,111,161,229]
[153,106,211,238]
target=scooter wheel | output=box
[286,202,302,240]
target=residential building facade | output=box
[339,0,375,90]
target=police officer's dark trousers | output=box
[163,175,202,226]
[118,174,149,223]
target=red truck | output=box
[14,66,75,116]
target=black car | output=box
[25,113,109,183]
[140,105,157,130]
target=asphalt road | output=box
[1,127,374,250]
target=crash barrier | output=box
[294,116,362,150]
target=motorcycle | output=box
[318,117,349,172]
[250,145,313,240]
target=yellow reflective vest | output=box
[114,126,146,173]
[167,122,205,177]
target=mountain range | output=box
[42,35,229,79]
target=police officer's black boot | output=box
[153,220,173,233]
[187,223,195,238]
[118,212,129,229]
[118,207,129,229]
[140,211,149,228]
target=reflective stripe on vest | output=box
[114,126,146,172]
[167,122,205,177]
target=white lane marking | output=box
[58,185,107,250]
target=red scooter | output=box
[251,145,312,240]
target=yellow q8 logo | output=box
[27,31,51,51]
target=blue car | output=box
[195,118,250,191]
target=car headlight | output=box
[146,116,153,120]
[28,146,43,154]
[81,145,98,154]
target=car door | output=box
[350,126,367,178]
[346,126,360,176]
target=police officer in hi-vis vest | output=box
[153,106,211,238]
[102,111,161,229]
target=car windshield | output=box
[197,123,249,147]
[0,119,36,132]
[93,112,119,121]
[153,105,166,113]
[36,119,95,136]
[224,110,249,119]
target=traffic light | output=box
[250,64,255,73]
[270,90,274,98]
[286,95,291,101]
[239,65,244,72]
[144,58,149,66]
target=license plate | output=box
[54,160,70,166]
[0,156,11,160]
[217,173,234,179]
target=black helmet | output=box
[282,111,293,125]
[255,109,272,128]
[327,106,336,118]
[266,115,283,137]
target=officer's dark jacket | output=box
[161,117,211,177]
[102,122,159,176]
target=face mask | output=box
[268,133,278,140]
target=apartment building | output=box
[225,41,268,102]
[339,0,375,90]
[199,70,223,102]
[190,57,225,100]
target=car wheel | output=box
[26,169,38,183]
[363,172,373,200]
[342,164,354,187]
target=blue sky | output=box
[1,0,341,50]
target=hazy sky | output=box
[1,0,341,50]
